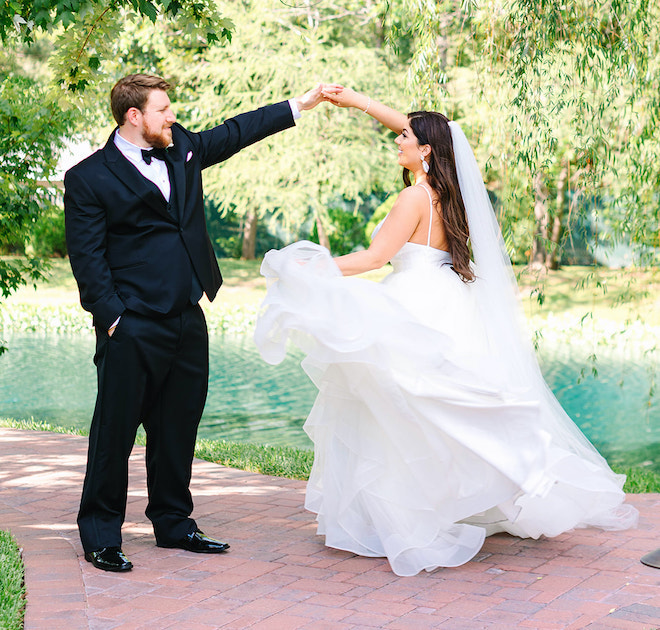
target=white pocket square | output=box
[186,151,193,162]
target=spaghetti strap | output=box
[416,184,434,247]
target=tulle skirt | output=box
[254,242,638,576]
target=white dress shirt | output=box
[114,131,171,201]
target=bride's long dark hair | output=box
[403,111,474,283]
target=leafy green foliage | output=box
[386,0,463,109]
[5,0,233,104]
[492,0,659,266]
[390,0,660,269]
[2,0,232,48]
[28,206,67,257]
[312,204,371,256]
[45,3,233,98]
[0,63,71,353]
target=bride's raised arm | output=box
[322,86,407,134]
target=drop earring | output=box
[421,155,430,174]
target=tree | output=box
[391,0,660,269]
[0,68,71,265]
[0,41,73,357]
[489,0,660,268]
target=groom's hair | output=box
[111,74,172,126]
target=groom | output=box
[64,73,331,572]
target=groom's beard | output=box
[142,124,172,149]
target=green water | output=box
[0,333,657,471]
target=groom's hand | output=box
[295,83,342,111]
[321,85,362,109]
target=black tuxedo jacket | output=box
[64,102,294,330]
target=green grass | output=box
[619,466,660,493]
[1,258,658,484]
[1,257,271,310]
[517,265,660,326]
[0,530,25,630]
[195,438,314,480]
[0,417,89,436]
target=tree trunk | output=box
[316,216,331,252]
[547,164,569,270]
[241,211,258,260]
[530,172,549,269]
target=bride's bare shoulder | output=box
[388,186,431,224]
[392,185,430,209]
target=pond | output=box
[0,332,658,472]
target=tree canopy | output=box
[2,0,658,314]
[393,0,659,268]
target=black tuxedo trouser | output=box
[77,304,208,552]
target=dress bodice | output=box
[390,241,453,273]
[373,183,453,274]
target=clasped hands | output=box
[295,83,360,111]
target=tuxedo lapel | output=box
[102,133,175,222]
[166,148,186,220]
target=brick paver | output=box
[1,427,659,629]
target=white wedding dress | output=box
[254,127,638,577]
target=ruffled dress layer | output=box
[254,239,638,577]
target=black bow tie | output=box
[141,147,169,164]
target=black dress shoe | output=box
[159,529,230,553]
[84,547,133,572]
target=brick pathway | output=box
[1,427,659,629]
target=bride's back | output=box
[405,183,449,252]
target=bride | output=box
[254,86,638,577]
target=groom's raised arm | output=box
[192,102,295,169]
[191,84,340,169]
